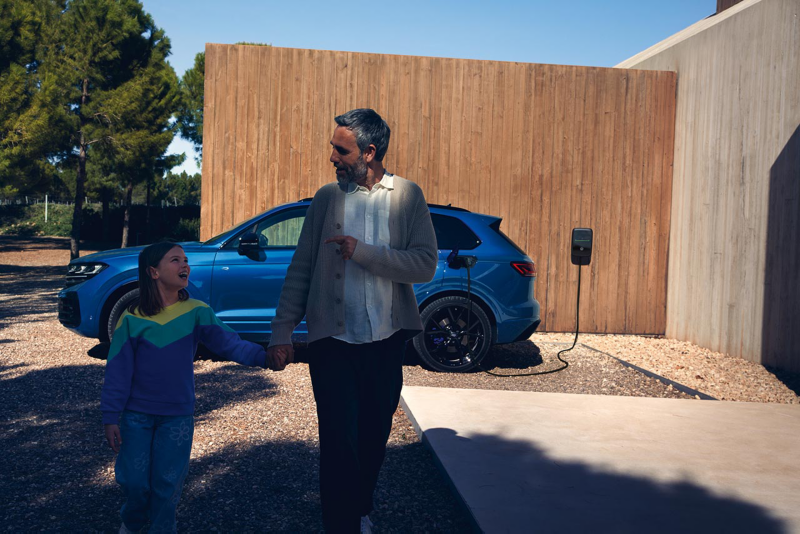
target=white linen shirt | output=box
[334,172,399,344]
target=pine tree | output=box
[43,0,180,258]
[0,0,68,196]
[95,48,182,247]
[177,51,204,163]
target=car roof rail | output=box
[296,198,470,213]
[428,203,471,212]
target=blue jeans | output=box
[115,410,194,533]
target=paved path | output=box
[401,386,800,534]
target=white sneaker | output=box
[360,515,374,534]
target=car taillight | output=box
[511,261,536,277]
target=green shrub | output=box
[0,203,75,237]
[170,218,200,242]
[0,203,200,244]
[28,203,76,237]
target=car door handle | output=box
[221,267,229,271]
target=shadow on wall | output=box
[424,428,788,534]
[763,124,800,375]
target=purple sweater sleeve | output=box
[100,316,135,425]
[196,306,267,368]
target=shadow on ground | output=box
[398,340,544,372]
[0,235,119,252]
[0,265,65,330]
[0,361,470,532]
[424,428,788,534]
[0,236,71,251]
[766,367,800,398]
[481,340,544,370]
[0,362,276,530]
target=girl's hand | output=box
[267,345,293,371]
[105,424,122,453]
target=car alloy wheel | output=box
[413,296,493,372]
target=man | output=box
[266,108,437,533]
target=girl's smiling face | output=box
[148,245,190,291]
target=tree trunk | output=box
[145,177,151,242]
[121,178,133,248]
[70,78,90,260]
[101,190,110,243]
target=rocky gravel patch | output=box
[1,236,797,532]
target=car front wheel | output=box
[107,289,139,342]
[413,296,493,372]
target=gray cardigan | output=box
[268,176,438,347]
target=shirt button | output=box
[335,273,342,279]
[336,298,342,304]
[336,223,341,229]
[338,320,344,326]
[335,249,341,255]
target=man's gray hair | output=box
[334,109,391,161]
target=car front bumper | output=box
[57,291,81,328]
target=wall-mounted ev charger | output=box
[571,228,593,266]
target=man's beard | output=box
[336,155,368,185]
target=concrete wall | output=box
[617,0,800,372]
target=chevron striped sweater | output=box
[101,299,266,425]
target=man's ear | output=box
[363,144,377,163]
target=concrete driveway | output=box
[401,386,800,534]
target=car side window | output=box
[431,213,480,250]
[226,208,307,249]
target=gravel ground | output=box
[1,236,797,532]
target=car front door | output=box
[210,207,307,342]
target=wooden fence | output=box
[202,44,676,333]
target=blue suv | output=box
[58,200,540,372]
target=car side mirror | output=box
[238,231,260,256]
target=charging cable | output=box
[470,261,581,377]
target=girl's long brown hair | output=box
[128,241,189,317]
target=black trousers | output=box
[308,331,407,534]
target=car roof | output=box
[297,198,481,216]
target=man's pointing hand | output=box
[325,235,358,261]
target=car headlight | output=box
[65,262,109,286]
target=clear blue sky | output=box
[141,0,716,176]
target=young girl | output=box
[101,241,269,533]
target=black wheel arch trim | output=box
[99,281,139,343]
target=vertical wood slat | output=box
[233,46,249,227]
[538,64,555,329]
[222,45,238,231]
[199,44,216,240]
[201,44,676,335]
[577,67,597,331]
